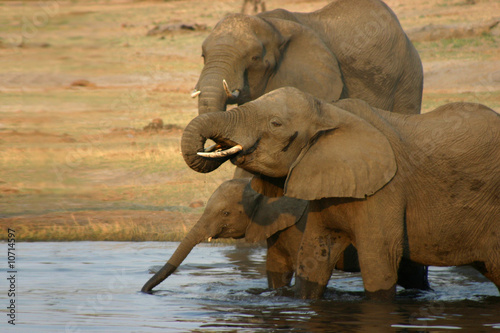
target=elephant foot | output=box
[294,276,326,299]
[364,285,396,301]
[267,270,293,289]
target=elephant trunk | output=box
[181,109,246,173]
[141,223,207,293]
[196,66,232,114]
[197,79,228,114]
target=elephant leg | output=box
[356,237,400,300]
[472,261,500,293]
[266,241,294,289]
[295,215,351,299]
[334,245,430,290]
[267,270,294,289]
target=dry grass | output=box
[9,218,183,242]
[0,210,240,243]
[0,0,498,241]
[0,210,197,241]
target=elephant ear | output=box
[245,185,308,243]
[284,103,397,200]
[263,18,343,102]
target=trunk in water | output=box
[141,223,206,293]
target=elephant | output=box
[141,178,430,293]
[192,0,423,115]
[141,178,306,293]
[180,87,500,300]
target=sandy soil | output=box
[1,1,498,97]
[0,0,498,240]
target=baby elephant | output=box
[181,87,500,299]
[141,178,429,293]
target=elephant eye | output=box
[251,55,261,61]
[271,120,282,127]
[222,210,230,217]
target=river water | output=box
[2,241,499,332]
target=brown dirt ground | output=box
[1,0,499,241]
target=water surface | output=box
[2,242,499,332]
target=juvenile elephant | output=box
[193,0,423,115]
[141,178,306,293]
[180,87,500,299]
[141,178,429,293]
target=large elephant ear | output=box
[284,103,397,200]
[245,184,308,243]
[263,18,343,102]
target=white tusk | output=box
[191,90,201,98]
[223,80,239,99]
[197,144,243,158]
[208,237,212,242]
[223,79,231,97]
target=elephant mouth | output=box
[197,143,243,159]
[210,232,245,241]
[197,138,260,165]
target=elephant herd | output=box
[141,0,500,300]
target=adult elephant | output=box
[141,178,429,293]
[192,0,423,115]
[180,87,500,299]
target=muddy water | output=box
[4,242,499,332]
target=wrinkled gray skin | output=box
[180,87,500,300]
[183,0,427,292]
[142,178,429,293]
[194,0,422,115]
[141,178,307,293]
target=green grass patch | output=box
[414,33,499,62]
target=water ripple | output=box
[4,242,499,332]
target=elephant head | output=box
[193,13,343,114]
[141,178,307,293]
[181,87,397,200]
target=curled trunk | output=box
[181,110,243,173]
[141,223,206,293]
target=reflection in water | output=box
[6,242,500,332]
